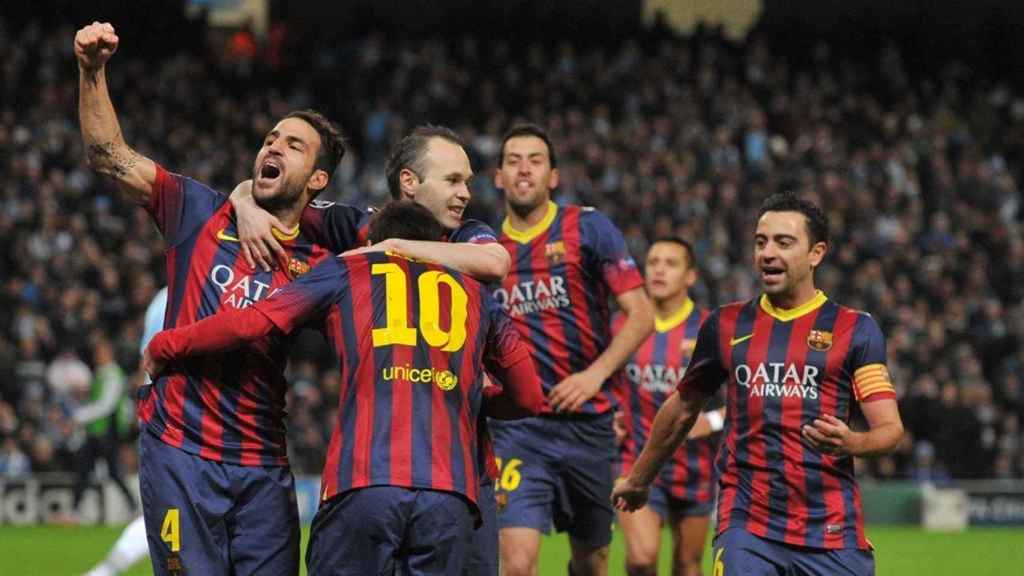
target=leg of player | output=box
[789,547,876,576]
[83,514,149,576]
[499,527,542,576]
[670,513,711,576]
[616,505,662,576]
[225,465,300,576]
[568,538,609,576]
[403,489,475,576]
[464,479,500,576]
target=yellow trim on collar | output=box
[271,225,300,242]
[655,297,694,333]
[759,290,828,322]
[502,201,558,244]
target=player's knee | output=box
[624,541,659,572]
[500,550,538,576]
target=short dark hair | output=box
[284,109,347,180]
[499,123,558,168]
[650,236,696,269]
[385,125,465,200]
[367,201,445,244]
[758,192,830,246]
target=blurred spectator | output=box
[0,11,1021,480]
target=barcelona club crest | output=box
[807,330,833,352]
[680,338,697,355]
[288,258,310,277]
[545,241,566,265]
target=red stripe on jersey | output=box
[715,303,743,533]
[530,227,571,415]
[742,310,777,538]
[349,259,377,488]
[197,361,224,461]
[454,284,484,502]
[235,361,265,466]
[321,304,344,500]
[426,264,454,492]
[782,309,821,545]
[389,257,415,487]
[819,308,858,547]
[561,208,606,411]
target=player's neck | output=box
[270,204,302,231]
[654,292,690,320]
[506,199,552,231]
[766,282,818,311]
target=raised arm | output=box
[76,22,156,205]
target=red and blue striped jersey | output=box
[613,300,719,504]
[299,200,498,250]
[497,202,643,415]
[678,291,896,550]
[253,252,528,508]
[137,165,334,466]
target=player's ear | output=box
[307,169,329,193]
[547,167,560,191]
[398,168,419,200]
[809,241,827,269]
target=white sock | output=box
[83,516,149,576]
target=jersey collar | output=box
[502,201,558,244]
[759,290,828,322]
[271,225,300,242]
[655,297,694,333]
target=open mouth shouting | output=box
[256,159,283,188]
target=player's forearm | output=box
[628,388,708,486]
[392,240,510,283]
[484,357,544,419]
[588,295,654,380]
[78,66,154,203]
[849,420,904,457]
[148,308,277,361]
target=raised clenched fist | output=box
[74,21,119,73]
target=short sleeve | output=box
[676,309,728,398]
[147,164,228,247]
[849,313,896,402]
[299,200,371,253]
[253,257,346,335]
[580,209,644,295]
[449,219,499,244]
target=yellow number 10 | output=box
[371,263,469,352]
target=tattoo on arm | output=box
[87,141,141,179]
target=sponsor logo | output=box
[625,362,685,394]
[734,362,820,399]
[730,333,753,346]
[209,264,280,309]
[381,364,459,391]
[216,228,240,242]
[807,330,833,352]
[493,277,571,317]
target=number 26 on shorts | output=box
[494,457,523,491]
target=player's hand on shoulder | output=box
[75,22,119,72]
[548,368,604,413]
[611,475,649,512]
[231,180,289,272]
[802,414,856,456]
[341,238,401,258]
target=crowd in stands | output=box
[0,14,1021,488]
